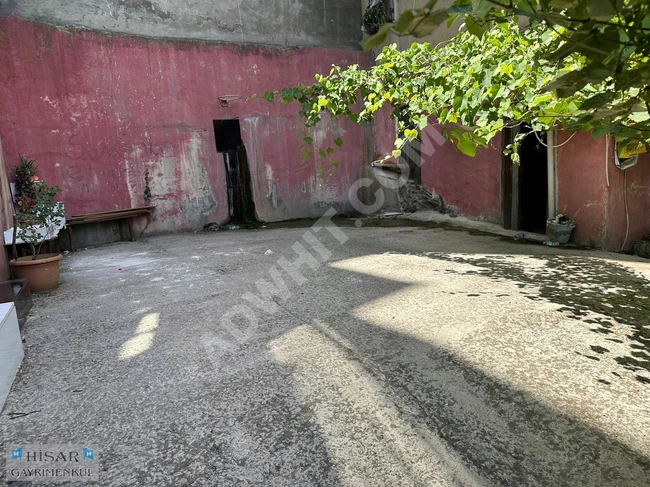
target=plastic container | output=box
[546,221,576,244]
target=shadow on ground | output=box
[425,253,650,384]
[3,227,650,486]
[307,313,650,486]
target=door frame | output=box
[214,118,256,223]
[501,126,557,231]
[546,128,558,221]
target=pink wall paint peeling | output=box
[606,152,650,250]
[373,116,502,221]
[556,131,650,250]
[377,115,650,250]
[420,133,502,221]
[556,132,609,246]
[0,17,372,232]
[2,17,649,249]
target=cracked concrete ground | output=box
[1,222,650,486]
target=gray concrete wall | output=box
[3,0,362,49]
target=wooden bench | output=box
[65,206,154,251]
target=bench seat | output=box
[65,206,154,251]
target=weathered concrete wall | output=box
[373,114,503,220]
[3,0,362,50]
[377,117,650,249]
[557,132,650,251]
[360,0,529,64]
[606,152,650,250]
[422,135,502,221]
[0,17,372,233]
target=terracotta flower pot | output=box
[9,253,63,293]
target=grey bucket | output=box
[546,221,576,244]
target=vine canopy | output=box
[261,0,649,163]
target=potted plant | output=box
[14,155,38,209]
[9,160,65,293]
[546,213,576,244]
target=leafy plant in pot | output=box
[9,162,65,293]
[14,155,38,208]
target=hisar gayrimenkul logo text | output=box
[6,444,99,482]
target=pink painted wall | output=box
[0,17,372,232]
[373,108,396,158]
[0,136,11,279]
[556,132,609,246]
[420,125,502,222]
[374,110,650,249]
[558,131,650,250]
[606,152,650,250]
[374,113,650,250]
[3,16,648,249]
[372,116,502,221]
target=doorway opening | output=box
[502,124,550,234]
[213,119,256,223]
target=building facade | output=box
[1,0,648,252]
[366,0,650,251]
[0,1,376,243]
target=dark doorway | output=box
[502,124,548,233]
[213,120,256,223]
[519,125,548,233]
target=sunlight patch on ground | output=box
[119,312,160,359]
[268,321,490,486]
[329,252,650,457]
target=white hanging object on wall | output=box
[614,141,640,170]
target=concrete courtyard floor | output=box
[2,221,650,486]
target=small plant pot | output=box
[546,220,576,244]
[9,253,62,293]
